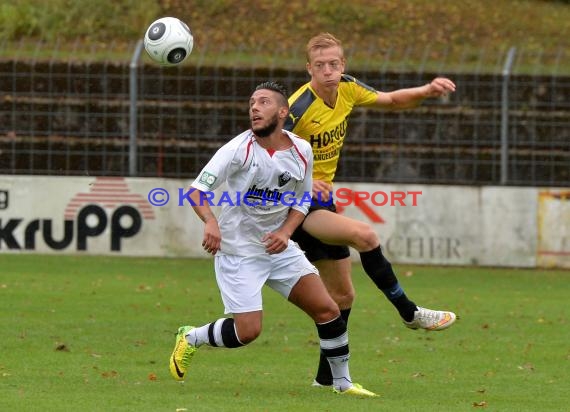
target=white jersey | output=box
[191,129,313,256]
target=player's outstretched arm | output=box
[376,77,456,110]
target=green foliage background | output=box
[0,0,568,55]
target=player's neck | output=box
[311,81,337,108]
[255,131,292,151]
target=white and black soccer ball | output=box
[143,17,193,66]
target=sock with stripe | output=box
[314,308,351,386]
[315,315,352,392]
[186,318,244,348]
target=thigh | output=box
[292,223,350,262]
[302,209,370,247]
[292,205,350,262]
[215,254,270,314]
[265,242,318,299]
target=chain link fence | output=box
[1,41,568,186]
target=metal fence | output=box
[1,41,569,186]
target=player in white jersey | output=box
[188,126,312,257]
[169,81,377,397]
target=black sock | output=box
[360,246,417,322]
[314,309,351,386]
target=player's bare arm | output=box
[375,77,456,110]
[189,188,221,255]
[262,209,306,254]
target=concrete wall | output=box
[1,176,568,268]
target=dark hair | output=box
[255,81,288,97]
[254,81,289,107]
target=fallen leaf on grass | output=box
[136,284,152,292]
[473,401,487,407]
[517,363,534,371]
[148,373,157,381]
[55,343,70,352]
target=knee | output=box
[235,323,262,345]
[353,225,380,251]
[313,302,342,324]
[329,286,356,309]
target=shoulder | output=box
[288,82,313,105]
[286,131,312,154]
[340,74,378,93]
[285,84,318,131]
[287,130,309,145]
[222,130,254,150]
[216,130,255,162]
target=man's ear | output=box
[279,107,289,119]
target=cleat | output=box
[169,326,197,381]
[404,307,457,331]
[312,379,332,387]
[334,383,379,397]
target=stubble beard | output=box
[252,114,279,138]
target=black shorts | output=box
[291,201,351,263]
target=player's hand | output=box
[312,180,333,203]
[202,220,221,255]
[426,77,456,98]
[262,231,288,255]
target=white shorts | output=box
[214,241,318,314]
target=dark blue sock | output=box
[360,247,417,321]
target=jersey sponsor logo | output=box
[309,118,347,149]
[278,171,291,187]
[314,147,340,161]
[199,171,217,188]
[244,184,284,203]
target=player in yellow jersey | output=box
[284,33,458,387]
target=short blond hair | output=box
[305,33,344,62]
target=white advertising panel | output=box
[1,176,568,269]
[0,175,208,258]
[335,183,480,266]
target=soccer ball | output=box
[143,17,194,66]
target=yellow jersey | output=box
[285,74,378,185]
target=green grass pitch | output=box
[1,254,568,411]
